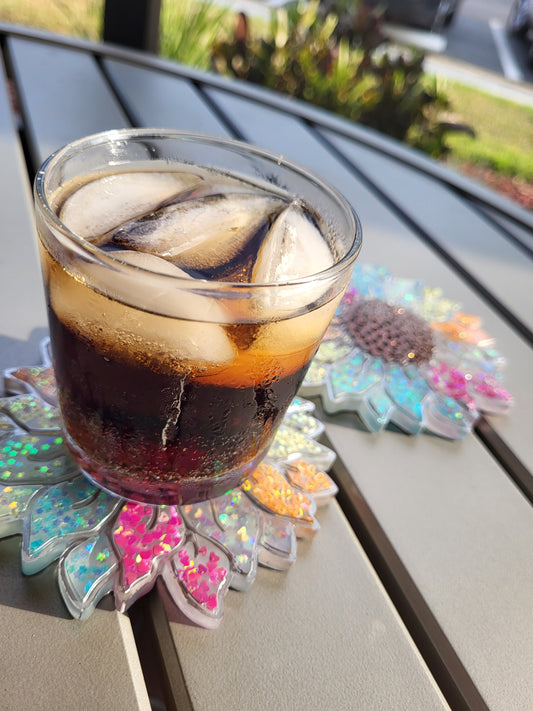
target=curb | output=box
[424,54,533,108]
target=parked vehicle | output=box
[507,0,533,65]
[365,0,460,32]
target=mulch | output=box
[457,163,533,212]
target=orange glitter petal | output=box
[243,462,314,525]
[285,460,332,494]
[431,313,492,346]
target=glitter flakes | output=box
[2,344,336,627]
[243,462,319,539]
[301,264,513,439]
[22,476,121,575]
[0,393,61,432]
[59,534,119,621]
[285,460,338,504]
[112,503,184,609]
[162,535,231,629]
[0,483,41,537]
[267,424,336,470]
[182,493,260,590]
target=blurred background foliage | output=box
[212,0,463,157]
[0,0,532,206]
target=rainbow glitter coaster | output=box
[1,341,337,628]
[301,264,513,440]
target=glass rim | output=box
[34,128,362,291]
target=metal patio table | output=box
[0,23,531,711]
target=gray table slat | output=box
[103,58,232,136]
[202,86,533,475]
[0,53,47,373]
[480,205,533,255]
[324,413,533,711]
[152,502,450,711]
[7,37,130,169]
[320,131,533,336]
[0,59,151,711]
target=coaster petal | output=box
[112,502,184,611]
[58,533,119,621]
[161,534,231,629]
[243,462,319,539]
[22,476,120,574]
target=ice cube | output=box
[199,296,343,389]
[110,193,285,271]
[251,203,334,284]
[59,171,203,241]
[48,250,237,368]
[250,295,341,358]
[103,250,230,322]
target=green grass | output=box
[1,0,532,186]
[159,0,233,71]
[0,0,103,40]
[441,81,533,182]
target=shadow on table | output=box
[0,535,108,618]
[0,328,49,377]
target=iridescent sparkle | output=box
[300,264,513,439]
[1,347,336,627]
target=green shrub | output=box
[211,0,458,157]
[160,0,232,70]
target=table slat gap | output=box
[322,432,491,711]
[128,593,182,711]
[474,416,533,503]
[476,205,533,256]
[192,80,247,141]
[95,52,137,128]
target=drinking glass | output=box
[34,129,361,504]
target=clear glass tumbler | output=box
[34,129,361,505]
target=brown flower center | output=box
[345,299,434,365]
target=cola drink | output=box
[34,131,360,505]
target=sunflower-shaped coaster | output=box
[301,264,513,440]
[0,340,337,628]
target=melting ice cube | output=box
[49,249,237,367]
[250,295,341,358]
[110,193,286,272]
[251,203,334,284]
[104,250,230,322]
[59,171,202,241]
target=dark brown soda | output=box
[48,303,316,504]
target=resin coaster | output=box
[0,340,337,629]
[300,264,513,440]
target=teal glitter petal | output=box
[58,533,119,620]
[22,476,121,574]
